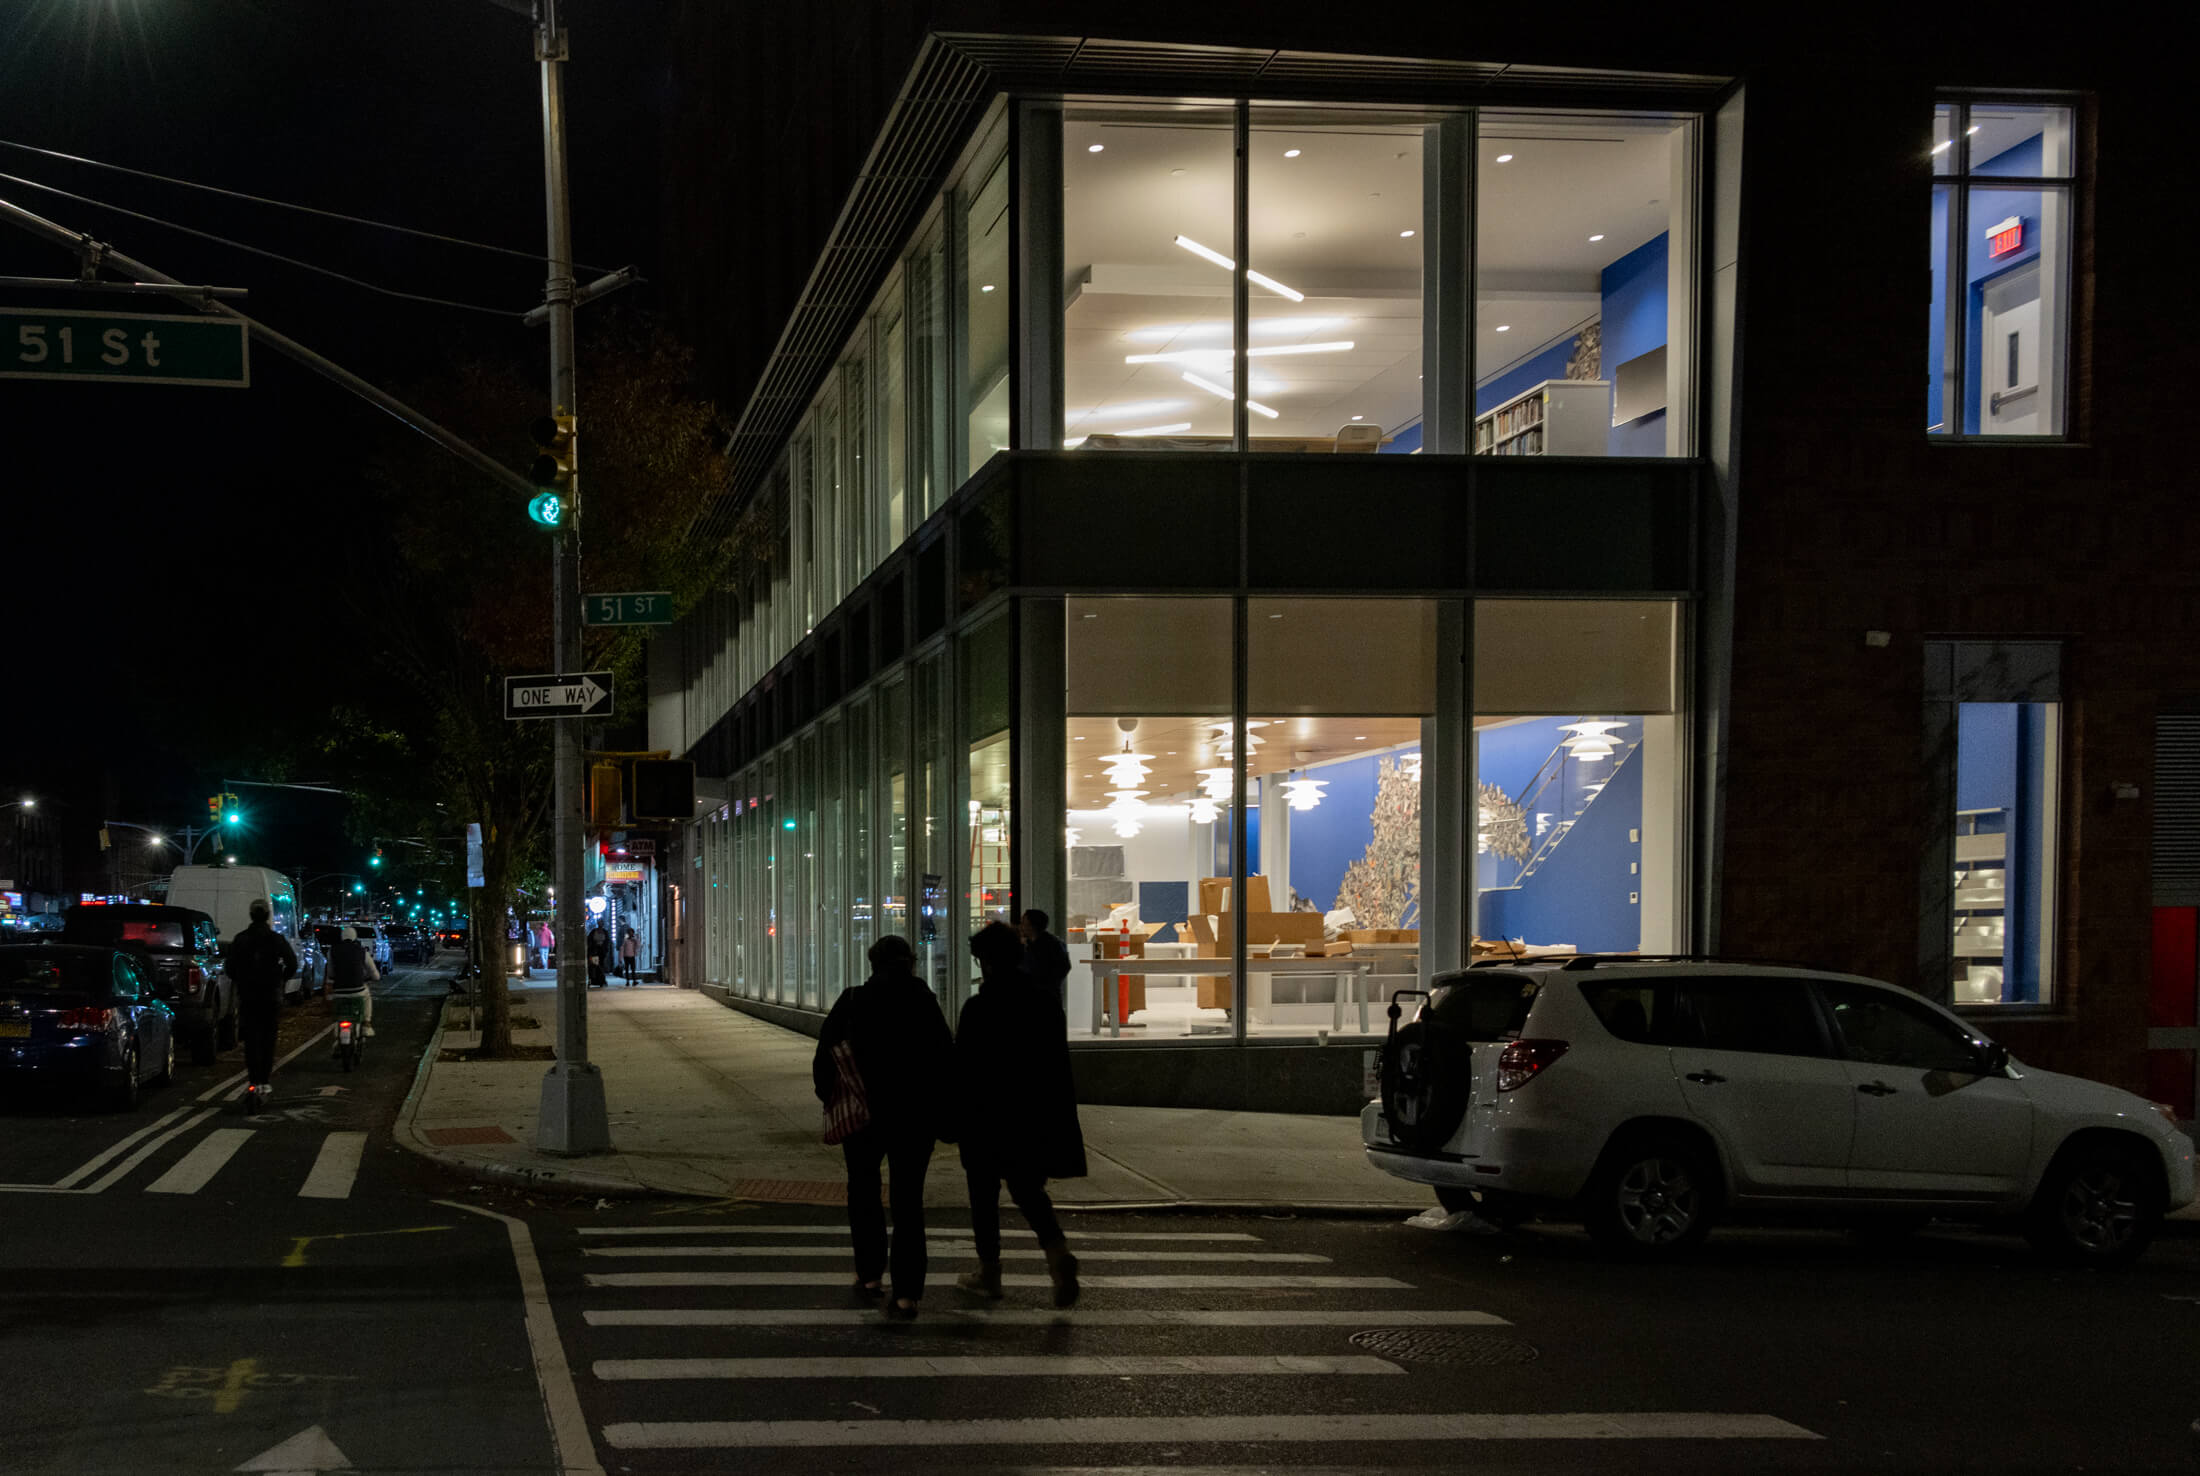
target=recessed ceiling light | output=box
[1495,324,1510,332]
[1495,153,1514,163]
[1589,233,1605,242]
[1399,229,1415,238]
[1355,735,1367,741]
[1088,144,1105,153]
[1350,415,1364,421]
[1283,148,1301,158]
[1074,736,1087,741]
[1170,167,1186,176]
[1965,125,1980,136]
[980,284,995,293]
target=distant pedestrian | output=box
[536,920,554,973]
[620,926,640,984]
[226,899,297,1099]
[1016,908,1072,1009]
[813,934,955,1320]
[586,923,609,989]
[953,920,1086,1306]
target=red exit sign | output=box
[1985,215,2024,258]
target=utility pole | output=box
[533,0,609,1155]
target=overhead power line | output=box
[0,170,528,318]
[0,137,613,274]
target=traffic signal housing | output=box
[589,763,623,830]
[632,759,696,821]
[528,412,576,529]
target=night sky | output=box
[1,0,672,884]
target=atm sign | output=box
[1985,215,2024,259]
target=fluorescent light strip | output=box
[1117,422,1193,436]
[1172,235,1306,302]
[1125,340,1354,366]
[1181,371,1279,420]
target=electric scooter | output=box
[331,991,367,1072]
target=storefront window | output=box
[964,616,1014,937]
[1472,600,1683,957]
[907,222,949,520]
[1247,599,1438,1038]
[1061,105,1236,450]
[1064,598,1234,1040]
[1929,100,2073,437]
[879,307,908,551]
[879,679,910,946]
[848,695,875,971]
[819,715,848,1005]
[915,651,952,996]
[1247,110,1428,452]
[1953,702,2060,1005]
[1476,112,1697,457]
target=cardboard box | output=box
[1183,910,1327,1009]
[1095,933,1146,960]
[1196,875,1273,915]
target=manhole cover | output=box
[1349,1328,1540,1364]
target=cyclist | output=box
[328,925,380,1039]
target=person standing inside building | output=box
[586,921,609,989]
[953,920,1085,1307]
[813,934,955,1320]
[1016,908,1072,1009]
[620,924,640,985]
[226,899,296,1100]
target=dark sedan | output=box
[61,903,235,1063]
[0,945,177,1109]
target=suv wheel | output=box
[1584,1134,1716,1255]
[2026,1142,2162,1267]
[1380,1020,1471,1151]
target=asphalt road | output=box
[5,960,2199,1475]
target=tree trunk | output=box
[469,830,515,1055]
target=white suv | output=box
[1364,959,2195,1265]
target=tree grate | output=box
[1349,1328,1540,1365]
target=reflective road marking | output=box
[145,1127,253,1195]
[586,1272,1411,1290]
[297,1132,368,1199]
[581,1245,1327,1263]
[584,1307,1511,1328]
[596,1354,1406,1380]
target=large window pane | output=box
[908,223,949,519]
[1476,112,1696,457]
[880,308,908,551]
[1064,598,1233,1040]
[880,680,911,946]
[1246,109,1427,452]
[964,616,1014,937]
[1061,105,1236,451]
[1247,599,1437,1038]
[1953,702,2060,1005]
[915,652,952,995]
[848,696,874,968]
[963,141,1011,479]
[1473,599,1684,958]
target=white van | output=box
[167,865,306,1002]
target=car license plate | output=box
[0,1022,29,1038]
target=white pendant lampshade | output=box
[1560,719,1627,763]
[1188,797,1219,824]
[1280,777,1327,811]
[1197,767,1233,801]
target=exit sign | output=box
[582,591,673,627]
[0,307,248,386]
[1984,216,2024,259]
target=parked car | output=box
[59,903,234,1064]
[0,945,177,1109]
[386,925,428,965]
[350,923,392,971]
[1366,958,2197,1266]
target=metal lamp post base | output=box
[536,1061,611,1156]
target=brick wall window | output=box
[1928,97,2077,438]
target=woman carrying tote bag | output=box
[812,934,955,1320]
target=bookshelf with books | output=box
[1473,379,1612,456]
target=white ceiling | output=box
[1061,110,1684,442]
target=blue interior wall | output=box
[1278,750,1413,912]
[1601,233,1669,455]
[1955,701,2049,1003]
[1380,420,1423,454]
[1926,130,2047,433]
[1476,338,1575,416]
[1478,749,1643,951]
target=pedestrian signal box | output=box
[589,763,623,830]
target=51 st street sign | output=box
[1,307,249,387]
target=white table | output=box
[1089,955,1381,1038]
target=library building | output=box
[649,24,2200,1114]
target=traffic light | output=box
[528,412,576,529]
[206,796,220,821]
[220,791,241,826]
[351,882,364,894]
[369,848,383,869]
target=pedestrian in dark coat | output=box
[813,934,955,1320]
[585,924,609,989]
[1016,908,1073,1009]
[953,920,1086,1306]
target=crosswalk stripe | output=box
[595,1354,1405,1380]
[145,1128,254,1195]
[50,1103,197,1189]
[298,1132,369,1199]
[587,1272,1411,1290]
[585,1307,1511,1328]
[84,1108,219,1193]
[601,1412,1823,1449]
[581,1246,1326,1263]
[577,1225,1261,1241]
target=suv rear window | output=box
[1579,981,1670,1043]
[1425,972,1540,1041]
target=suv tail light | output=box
[1496,1038,1569,1090]
[57,1007,116,1032]
[185,965,207,998]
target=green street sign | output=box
[1,307,248,387]
[582,591,674,627]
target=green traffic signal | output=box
[224,811,240,826]
[351,882,364,894]
[527,491,564,528]
[528,412,576,529]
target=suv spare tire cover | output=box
[1381,1019,1471,1151]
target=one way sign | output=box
[504,671,614,720]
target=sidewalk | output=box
[396,981,1426,1212]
